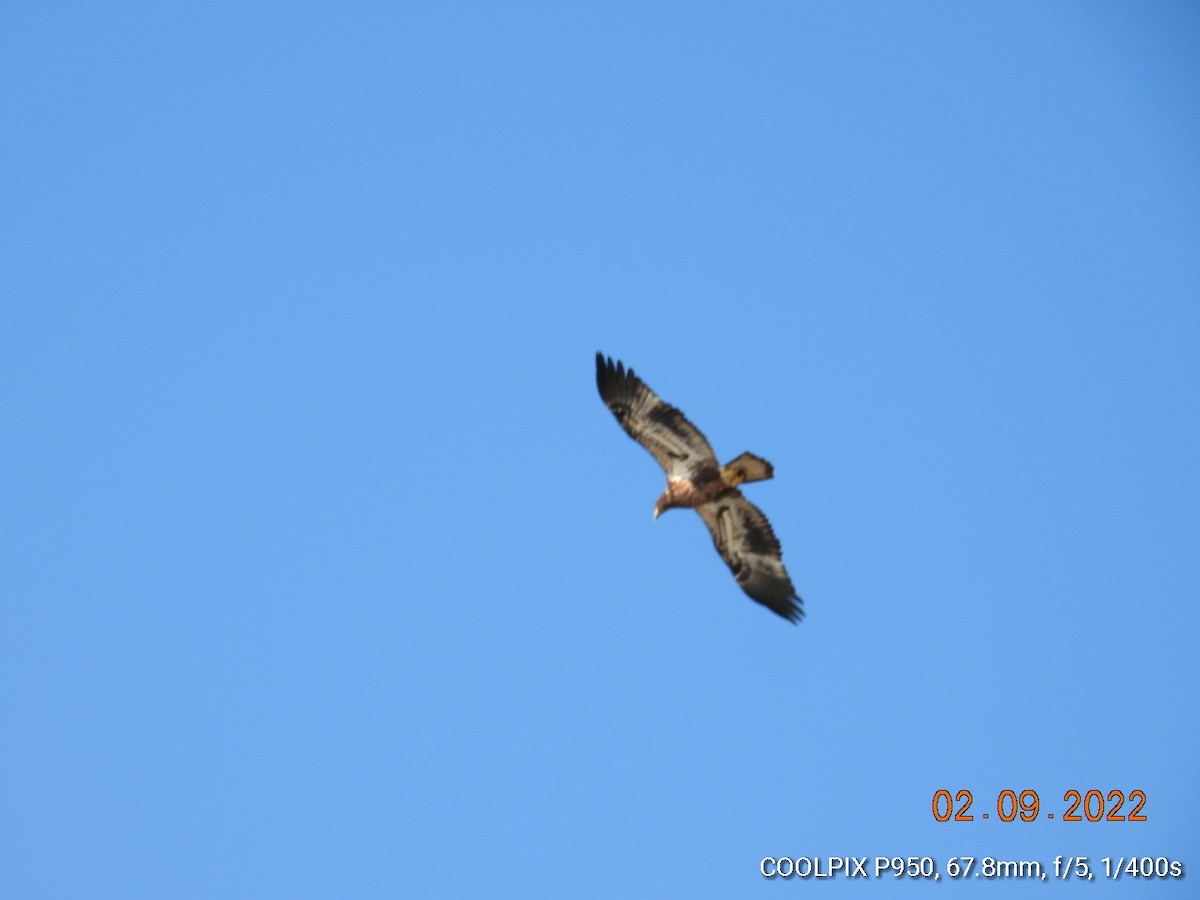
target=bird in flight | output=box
[595,353,804,623]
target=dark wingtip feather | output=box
[783,595,805,624]
[752,587,804,624]
[596,352,637,404]
[595,352,609,398]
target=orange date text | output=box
[931,789,1147,823]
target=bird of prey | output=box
[595,353,803,623]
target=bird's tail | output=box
[720,451,774,487]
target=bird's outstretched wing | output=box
[696,491,804,623]
[595,353,717,480]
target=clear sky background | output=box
[3,3,1198,897]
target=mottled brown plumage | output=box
[595,353,803,623]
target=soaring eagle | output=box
[596,353,804,623]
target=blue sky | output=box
[3,2,1198,896]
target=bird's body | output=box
[595,353,804,623]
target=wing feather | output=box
[595,353,717,480]
[696,492,804,623]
